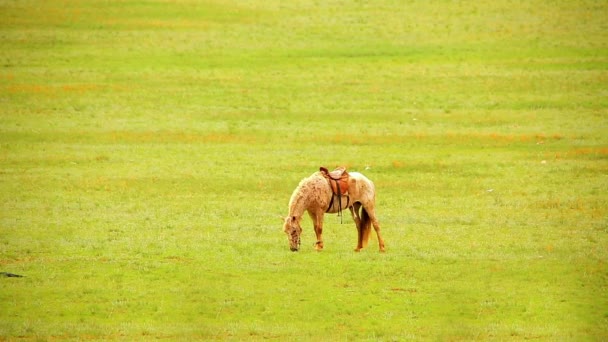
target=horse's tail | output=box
[359,207,372,248]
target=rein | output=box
[325,178,350,223]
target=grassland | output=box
[1,0,607,340]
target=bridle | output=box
[290,224,301,250]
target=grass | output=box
[1,0,607,340]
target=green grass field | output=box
[1,0,607,340]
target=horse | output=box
[282,168,385,252]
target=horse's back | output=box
[348,172,373,186]
[347,172,376,203]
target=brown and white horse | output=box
[282,169,385,252]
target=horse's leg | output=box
[365,205,386,252]
[351,202,365,252]
[308,210,324,251]
[350,202,361,228]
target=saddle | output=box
[320,166,349,195]
[320,166,350,221]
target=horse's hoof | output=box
[354,248,361,252]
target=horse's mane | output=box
[288,172,324,218]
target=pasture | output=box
[1,0,607,340]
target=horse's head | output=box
[283,216,302,252]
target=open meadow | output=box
[1,0,607,340]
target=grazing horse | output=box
[282,168,385,252]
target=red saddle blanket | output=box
[320,166,349,195]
